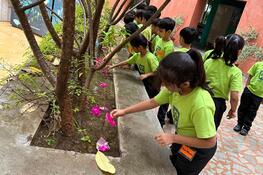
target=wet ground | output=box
[0,22,41,80]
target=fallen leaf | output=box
[95,151,116,174]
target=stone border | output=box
[0,64,176,174]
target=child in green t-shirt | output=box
[124,22,139,55]
[233,61,263,136]
[109,34,159,98]
[153,17,175,126]
[110,50,217,174]
[203,35,225,62]
[149,18,161,53]
[204,34,245,130]
[154,17,175,62]
[175,27,197,52]
[134,9,152,41]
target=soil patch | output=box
[31,71,120,157]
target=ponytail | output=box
[187,49,213,94]
[207,35,225,60]
[223,34,245,66]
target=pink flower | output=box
[99,82,109,88]
[98,145,110,152]
[105,113,117,127]
[90,105,102,117]
[96,137,110,152]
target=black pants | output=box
[238,87,263,131]
[142,77,159,99]
[213,97,226,130]
[170,143,217,175]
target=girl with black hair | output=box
[204,34,245,130]
[109,34,159,98]
[111,50,217,174]
[203,36,225,62]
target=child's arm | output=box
[111,98,159,118]
[139,72,155,80]
[109,60,129,69]
[227,91,239,118]
[246,75,252,87]
[155,133,216,149]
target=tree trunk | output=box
[10,0,56,87]
[56,0,75,136]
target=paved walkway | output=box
[0,22,41,80]
[164,95,263,174]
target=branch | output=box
[111,0,129,21]
[20,0,45,11]
[96,0,171,70]
[79,0,88,36]
[109,0,121,20]
[10,0,56,87]
[39,3,61,49]
[125,0,144,15]
[86,0,94,64]
[111,0,133,25]
[78,0,105,57]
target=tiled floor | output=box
[163,103,263,175]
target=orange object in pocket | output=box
[178,145,197,161]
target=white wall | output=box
[0,0,12,21]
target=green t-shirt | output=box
[203,49,213,61]
[204,58,243,100]
[154,39,174,62]
[154,87,216,138]
[150,35,160,52]
[137,24,151,41]
[247,61,263,98]
[141,26,152,41]
[127,51,159,74]
[203,49,224,62]
[174,47,189,53]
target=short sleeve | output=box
[230,69,243,92]
[192,107,216,138]
[148,56,159,72]
[127,53,138,64]
[154,88,171,105]
[248,63,257,77]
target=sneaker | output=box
[240,128,249,136]
[233,124,242,132]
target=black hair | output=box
[223,34,245,66]
[130,34,148,49]
[135,9,152,21]
[206,36,225,60]
[136,3,147,10]
[145,5,157,14]
[124,22,139,35]
[123,12,135,24]
[157,49,211,93]
[158,17,175,32]
[179,27,198,45]
[152,18,161,26]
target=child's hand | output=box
[107,65,114,69]
[227,109,236,119]
[140,74,148,80]
[110,109,126,119]
[155,133,175,146]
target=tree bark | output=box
[55,0,76,136]
[10,0,56,87]
[39,3,61,49]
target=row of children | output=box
[106,2,262,174]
